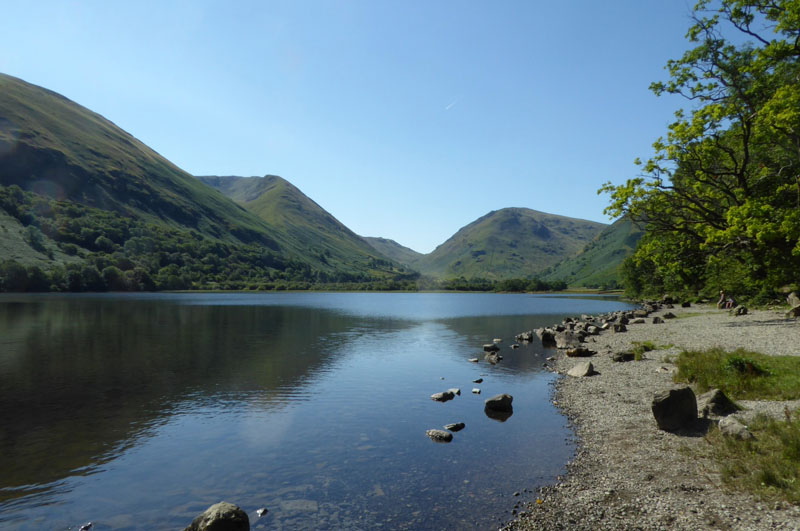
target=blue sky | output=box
[1,1,697,253]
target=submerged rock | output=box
[444,422,465,432]
[184,502,250,531]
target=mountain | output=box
[541,217,644,288]
[0,73,274,246]
[0,73,408,290]
[412,207,607,279]
[197,175,409,278]
[363,237,424,267]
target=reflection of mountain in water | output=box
[0,298,386,501]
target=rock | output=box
[468,357,479,363]
[681,301,691,308]
[510,343,520,349]
[662,295,674,304]
[426,429,453,443]
[787,305,800,318]
[255,508,268,518]
[431,391,455,402]
[600,322,611,330]
[718,417,754,440]
[485,352,501,364]
[493,338,503,343]
[483,343,500,352]
[565,346,596,357]
[663,312,676,319]
[444,422,465,432]
[184,502,250,531]
[585,325,600,335]
[611,352,634,362]
[567,361,594,377]
[788,291,800,307]
[473,377,483,383]
[516,331,534,342]
[730,306,748,316]
[79,523,93,531]
[651,387,697,431]
[554,331,582,349]
[631,318,645,324]
[633,309,649,318]
[472,388,481,394]
[652,316,664,324]
[539,329,556,347]
[613,324,627,333]
[447,388,461,396]
[697,388,739,417]
[618,315,630,325]
[484,393,513,412]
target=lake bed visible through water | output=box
[0,292,635,529]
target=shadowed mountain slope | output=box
[541,216,644,288]
[363,237,424,267]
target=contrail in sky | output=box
[444,98,458,111]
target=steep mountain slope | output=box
[541,216,644,288]
[414,207,607,279]
[363,237,424,267]
[197,175,410,278]
[0,73,274,246]
[0,73,407,289]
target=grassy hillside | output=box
[0,74,412,290]
[0,73,276,246]
[197,175,413,280]
[414,207,606,279]
[363,236,423,267]
[541,217,643,288]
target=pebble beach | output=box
[506,304,800,530]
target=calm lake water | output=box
[0,292,635,530]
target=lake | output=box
[0,292,635,530]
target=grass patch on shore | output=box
[631,340,673,361]
[674,348,800,400]
[707,411,800,504]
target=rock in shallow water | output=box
[184,502,249,531]
[444,422,465,432]
[431,391,455,402]
[426,429,453,442]
[485,393,513,411]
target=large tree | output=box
[601,0,800,298]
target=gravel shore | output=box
[505,304,800,530]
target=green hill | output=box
[0,73,408,290]
[541,216,644,288]
[413,207,607,279]
[363,237,424,267]
[197,175,411,279]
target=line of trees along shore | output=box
[602,0,800,302]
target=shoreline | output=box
[505,304,800,530]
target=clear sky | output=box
[0,1,697,253]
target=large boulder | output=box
[788,305,800,318]
[184,502,250,531]
[730,306,748,316]
[697,388,739,418]
[554,331,582,349]
[484,393,513,412]
[651,387,697,431]
[567,361,595,377]
[788,291,800,308]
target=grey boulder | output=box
[184,502,250,531]
[651,386,697,431]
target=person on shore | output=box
[717,290,727,309]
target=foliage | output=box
[706,410,800,504]
[674,347,800,400]
[601,1,800,299]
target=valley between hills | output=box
[0,72,640,292]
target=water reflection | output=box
[0,293,634,529]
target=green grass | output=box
[674,348,800,400]
[706,411,800,504]
[631,340,673,361]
